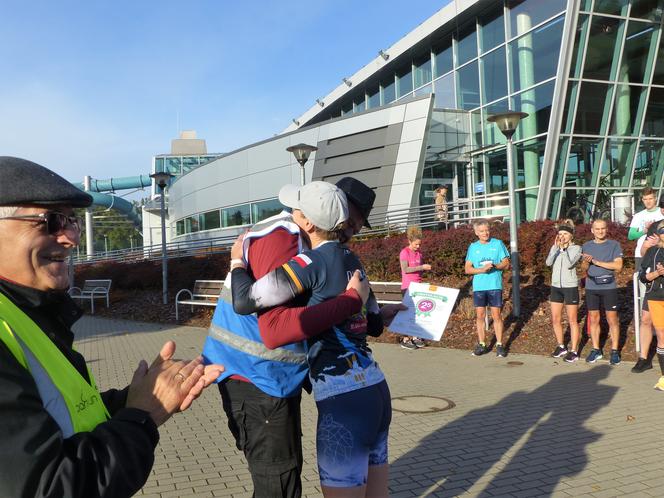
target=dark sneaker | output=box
[551,345,568,358]
[585,348,603,364]
[401,339,417,350]
[564,351,579,363]
[609,350,621,366]
[631,358,653,373]
[472,343,489,356]
[412,337,426,348]
[496,344,507,358]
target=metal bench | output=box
[69,279,112,314]
[370,281,403,305]
[175,280,224,320]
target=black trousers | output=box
[219,379,303,498]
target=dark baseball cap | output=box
[0,156,93,207]
[335,177,375,228]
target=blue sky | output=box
[0,0,447,187]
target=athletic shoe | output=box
[609,350,621,366]
[551,345,568,358]
[472,343,489,356]
[412,337,426,348]
[585,349,603,364]
[564,351,579,363]
[401,339,417,350]
[631,358,652,373]
[654,376,664,391]
[496,344,507,358]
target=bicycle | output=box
[564,193,612,225]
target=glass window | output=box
[252,199,283,223]
[600,139,637,187]
[341,102,353,116]
[456,22,478,66]
[620,21,658,85]
[414,53,432,88]
[396,66,413,98]
[182,157,198,175]
[511,80,555,141]
[381,76,396,104]
[353,94,366,113]
[154,157,165,173]
[481,46,508,104]
[479,8,505,54]
[433,73,456,108]
[569,14,590,78]
[185,216,199,233]
[222,204,251,227]
[510,16,564,93]
[470,109,483,148]
[547,189,562,219]
[414,83,432,97]
[165,157,181,176]
[200,210,221,231]
[457,60,480,110]
[610,85,648,136]
[561,81,579,134]
[486,148,508,193]
[367,86,380,109]
[507,0,566,38]
[583,16,624,81]
[514,138,545,194]
[565,138,604,188]
[200,156,218,165]
[574,82,613,135]
[433,39,453,77]
[633,140,664,188]
[653,32,664,85]
[643,87,664,137]
[594,0,629,16]
[560,189,599,223]
[552,137,571,187]
[580,0,593,10]
[176,219,185,236]
[483,99,511,146]
[630,0,663,21]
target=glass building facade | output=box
[297,0,664,222]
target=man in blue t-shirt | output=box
[464,219,510,357]
[581,219,623,365]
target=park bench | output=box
[68,279,112,314]
[370,281,403,305]
[175,279,224,320]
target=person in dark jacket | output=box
[0,156,223,498]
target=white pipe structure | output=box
[83,176,94,259]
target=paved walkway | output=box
[74,316,664,498]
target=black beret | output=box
[0,156,93,207]
[336,176,376,228]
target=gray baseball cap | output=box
[279,181,348,231]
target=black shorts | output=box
[550,286,579,305]
[585,288,619,312]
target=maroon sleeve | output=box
[248,228,300,279]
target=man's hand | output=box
[657,262,664,276]
[230,233,246,261]
[126,341,224,427]
[482,261,494,272]
[346,269,370,304]
[581,253,593,263]
[422,264,432,271]
[641,235,659,257]
[380,303,408,327]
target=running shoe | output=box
[551,345,568,358]
[631,358,652,373]
[400,339,417,350]
[412,337,426,348]
[496,344,507,358]
[585,348,603,364]
[609,349,621,366]
[564,351,579,363]
[654,376,664,391]
[472,343,489,356]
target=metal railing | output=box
[73,193,512,266]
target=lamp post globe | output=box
[286,143,318,185]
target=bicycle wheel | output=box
[565,207,585,225]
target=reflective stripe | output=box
[281,263,304,294]
[208,323,306,364]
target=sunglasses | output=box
[657,227,664,235]
[0,211,82,235]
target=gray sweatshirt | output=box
[545,243,581,288]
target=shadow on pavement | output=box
[390,365,616,497]
[72,315,203,343]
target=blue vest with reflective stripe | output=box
[202,212,308,398]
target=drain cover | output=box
[392,395,455,414]
[507,361,524,367]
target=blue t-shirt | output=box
[465,238,510,292]
[582,239,623,290]
[283,241,384,402]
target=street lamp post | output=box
[103,234,108,253]
[150,172,174,305]
[286,143,318,185]
[487,111,528,317]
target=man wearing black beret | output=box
[0,156,223,497]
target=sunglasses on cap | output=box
[0,211,82,235]
[657,227,664,235]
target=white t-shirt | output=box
[631,208,664,257]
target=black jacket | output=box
[0,279,159,498]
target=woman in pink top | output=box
[399,226,432,349]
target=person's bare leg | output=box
[588,310,601,349]
[475,306,486,344]
[566,304,580,351]
[640,310,653,359]
[491,307,503,344]
[606,311,620,350]
[550,302,564,345]
[322,485,366,498]
[365,464,389,498]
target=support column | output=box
[83,176,94,259]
